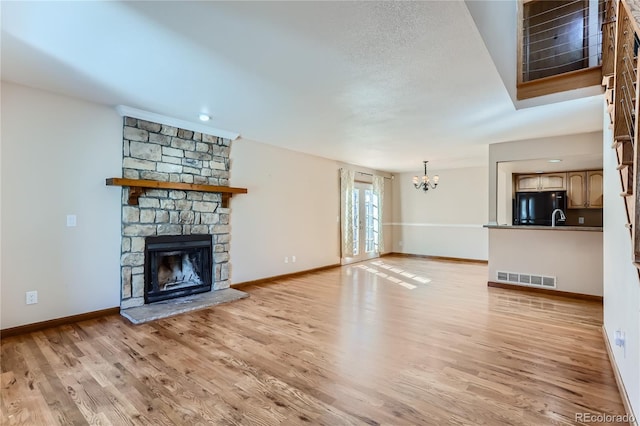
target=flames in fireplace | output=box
[157,252,203,290]
[145,235,213,303]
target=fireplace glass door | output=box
[144,235,213,303]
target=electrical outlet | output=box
[292,256,296,263]
[284,256,288,263]
[26,291,38,305]
[615,329,627,357]
[66,214,77,227]
[578,217,584,224]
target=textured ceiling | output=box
[1,1,603,172]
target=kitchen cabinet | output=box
[567,172,586,208]
[567,170,603,209]
[516,173,567,192]
[587,170,603,208]
[540,173,567,190]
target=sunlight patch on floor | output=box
[372,261,431,284]
[352,261,433,290]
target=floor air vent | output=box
[496,271,556,288]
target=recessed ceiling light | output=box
[548,159,562,163]
[198,113,210,122]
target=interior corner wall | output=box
[390,167,488,260]
[228,140,393,283]
[464,0,517,104]
[496,166,514,225]
[1,82,122,329]
[230,139,340,285]
[229,140,340,283]
[602,101,640,417]
[488,131,602,224]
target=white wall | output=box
[229,141,340,283]
[602,102,640,416]
[496,164,514,225]
[1,82,122,329]
[489,228,603,296]
[229,140,393,283]
[390,167,488,260]
[464,0,517,103]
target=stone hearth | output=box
[121,288,248,325]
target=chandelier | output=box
[412,161,439,192]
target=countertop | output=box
[484,224,603,232]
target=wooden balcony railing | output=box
[517,0,605,99]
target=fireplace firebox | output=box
[144,235,213,303]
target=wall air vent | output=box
[496,271,556,289]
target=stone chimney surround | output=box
[115,117,238,309]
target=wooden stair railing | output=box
[603,0,640,266]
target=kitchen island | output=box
[484,225,603,298]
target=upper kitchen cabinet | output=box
[539,173,567,191]
[567,170,603,209]
[568,172,586,208]
[516,173,567,192]
[587,170,603,208]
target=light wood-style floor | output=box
[1,256,625,425]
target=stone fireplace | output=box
[119,117,232,309]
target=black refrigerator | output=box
[514,191,567,226]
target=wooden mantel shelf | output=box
[106,178,247,208]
